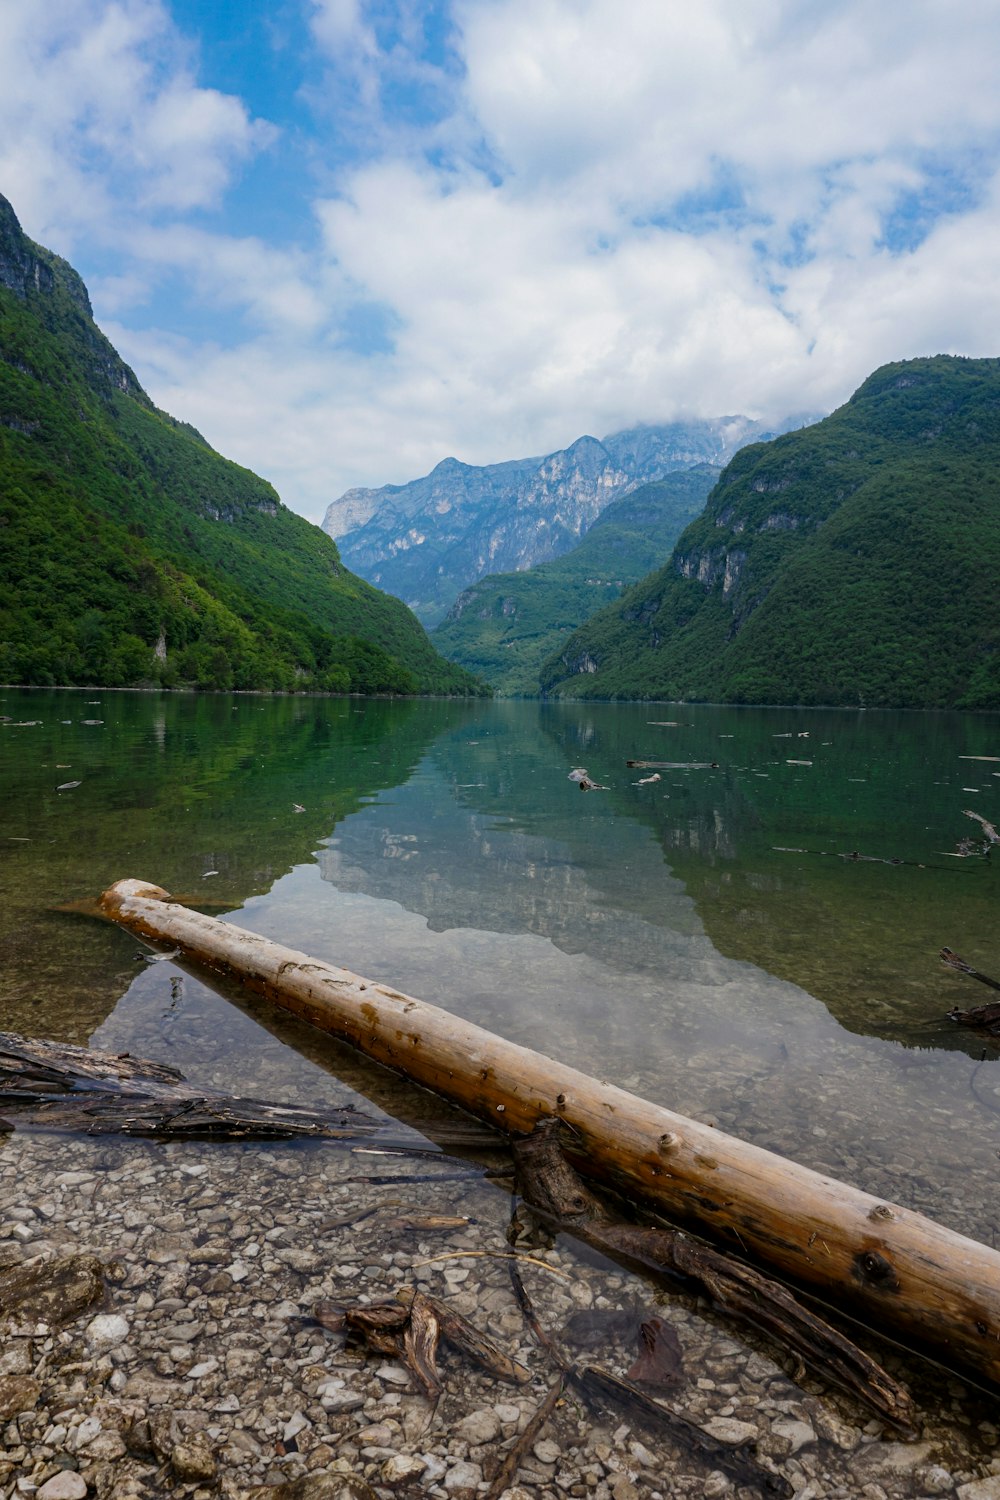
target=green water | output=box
[2,689,999,1241]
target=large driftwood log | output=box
[99,878,1000,1388]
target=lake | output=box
[2,687,998,1246]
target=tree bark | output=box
[99,877,1000,1389]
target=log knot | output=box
[853,1248,901,1293]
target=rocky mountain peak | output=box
[321,416,797,627]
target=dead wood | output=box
[323,1287,531,1397]
[95,879,1000,1392]
[942,947,1000,1005]
[964,810,1000,847]
[567,1363,790,1496]
[503,1211,790,1498]
[484,1373,566,1500]
[396,1286,531,1385]
[0,1030,430,1147]
[512,1120,913,1432]
[626,759,719,770]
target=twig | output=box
[485,1373,567,1500]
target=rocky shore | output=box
[2,1122,999,1500]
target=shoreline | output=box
[2,1120,997,1500]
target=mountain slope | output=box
[540,356,1000,709]
[0,194,481,695]
[322,417,786,626]
[433,466,719,694]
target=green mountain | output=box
[0,194,482,695]
[432,466,718,694]
[541,356,1000,709]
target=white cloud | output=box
[5,0,1000,524]
[0,0,270,249]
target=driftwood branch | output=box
[512,1120,913,1431]
[0,1031,429,1147]
[503,1209,790,1498]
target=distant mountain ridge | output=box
[0,192,481,695]
[432,466,720,695]
[540,355,1000,709]
[322,417,791,626]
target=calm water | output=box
[2,688,999,1242]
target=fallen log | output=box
[99,878,1000,1389]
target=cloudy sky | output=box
[3,0,1000,522]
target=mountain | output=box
[0,194,481,695]
[540,356,1000,710]
[322,417,786,626]
[432,466,719,694]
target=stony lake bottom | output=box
[1,688,999,1500]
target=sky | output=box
[3,0,1000,524]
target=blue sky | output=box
[3,0,1000,523]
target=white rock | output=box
[921,1465,957,1495]
[703,1417,758,1446]
[381,1454,427,1485]
[418,1454,447,1485]
[37,1475,88,1500]
[187,1359,219,1379]
[283,1412,309,1442]
[771,1418,816,1454]
[457,1409,501,1445]
[84,1313,129,1352]
[444,1460,483,1492]
[533,1437,561,1465]
[225,1260,250,1282]
[71,1414,102,1449]
[958,1479,1000,1500]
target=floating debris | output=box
[568,768,606,791]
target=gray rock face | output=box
[322,419,785,626]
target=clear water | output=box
[2,688,999,1244]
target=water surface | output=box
[2,689,998,1244]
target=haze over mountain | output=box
[322,418,791,627]
[433,467,719,695]
[0,193,480,696]
[541,356,1000,710]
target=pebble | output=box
[84,1312,129,1350]
[534,1437,562,1465]
[0,1112,995,1500]
[36,1475,88,1500]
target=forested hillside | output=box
[434,467,718,693]
[541,357,1000,709]
[0,194,481,695]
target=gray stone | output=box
[533,1437,562,1465]
[443,1459,484,1493]
[381,1454,427,1485]
[702,1416,758,1446]
[169,1435,217,1483]
[457,1409,501,1445]
[921,1465,956,1495]
[84,1313,129,1351]
[958,1480,1000,1500]
[771,1417,816,1455]
[36,1475,88,1500]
